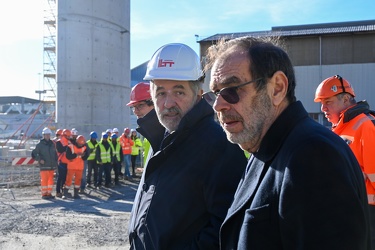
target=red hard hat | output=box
[314,75,355,102]
[62,129,71,137]
[124,128,130,134]
[56,129,63,136]
[126,82,151,106]
[76,135,86,146]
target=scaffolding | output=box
[43,0,57,100]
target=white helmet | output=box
[71,128,78,136]
[112,128,119,133]
[42,127,52,135]
[144,43,204,81]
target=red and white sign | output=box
[12,157,37,166]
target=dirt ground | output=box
[0,176,140,250]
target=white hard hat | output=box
[106,128,112,133]
[112,128,119,133]
[42,127,52,135]
[71,128,78,136]
[144,43,204,81]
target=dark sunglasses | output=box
[203,78,263,106]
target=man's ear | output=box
[269,71,288,106]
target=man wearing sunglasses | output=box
[128,43,247,249]
[204,36,371,249]
[315,75,375,249]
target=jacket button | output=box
[142,183,148,191]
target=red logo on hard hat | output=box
[158,59,175,67]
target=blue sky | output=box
[1,0,374,99]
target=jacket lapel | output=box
[225,157,266,219]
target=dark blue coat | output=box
[220,101,371,250]
[129,99,247,249]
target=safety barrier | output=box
[12,157,37,166]
[0,143,41,200]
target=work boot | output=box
[62,188,69,199]
[73,188,80,199]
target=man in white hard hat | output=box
[31,127,58,199]
[128,43,247,249]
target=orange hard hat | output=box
[314,75,355,102]
[126,82,151,106]
[62,129,71,137]
[56,129,63,136]
[76,135,86,146]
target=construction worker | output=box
[55,129,72,198]
[31,127,58,199]
[315,74,375,248]
[63,135,89,199]
[128,43,247,249]
[86,131,99,188]
[70,128,78,144]
[126,82,155,167]
[53,128,63,142]
[109,133,123,185]
[130,129,142,177]
[112,128,120,141]
[119,128,133,180]
[95,132,113,188]
[105,128,112,138]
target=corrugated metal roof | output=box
[199,20,375,42]
[0,96,41,105]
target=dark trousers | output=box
[131,155,138,176]
[112,161,121,184]
[56,162,67,193]
[87,160,98,186]
[97,162,112,187]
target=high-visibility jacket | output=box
[67,144,87,170]
[110,140,122,162]
[332,101,375,205]
[86,139,98,161]
[142,138,151,167]
[120,134,133,155]
[56,137,70,164]
[131,137,143,156]
[96,143,112,164]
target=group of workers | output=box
[31,125,145,200]
[32,36,375,249]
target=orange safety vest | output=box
[67,144,86,170]
[333,105,375,205]
[57,137,70,164]
[120,134,134,155]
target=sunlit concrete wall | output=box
[56,0,130,137]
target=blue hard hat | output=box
[111,133,118,139]
[102,132,108,139]
[90,131,98,139]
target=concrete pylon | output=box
[56,0,131,137]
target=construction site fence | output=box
[0,141,40,191]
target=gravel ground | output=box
[0,176,139,250]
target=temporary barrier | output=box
[12,157,37,166]
[1,155,40,199]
